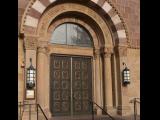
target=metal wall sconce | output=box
[26,58,36,99]
[122,62,130,86]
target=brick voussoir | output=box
[27,8,41,19]
[40,0,51,8]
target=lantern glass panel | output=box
[127,71,130,73]
[30,70,34,73]
[124,73,127,76]
[30,74,33,77]
[27,74,30,77]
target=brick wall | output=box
[18,0,29,30]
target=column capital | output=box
[103,47,113,58]
[37,46,49,54]
[24,35,38,50]
[94,49,101,59]
[37,41,49,54]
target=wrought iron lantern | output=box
[122,62,130,85]
[26,58,36,89]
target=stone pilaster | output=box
[24,35,38,103]
[115,45,131,116]
[37,42,51,118]
[37,46,47,107]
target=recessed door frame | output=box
[50,54,93,116]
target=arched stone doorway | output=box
[21,0,130,118]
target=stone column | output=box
[37,46,47,108]
[103,47,113,113]
[94,49,102,115]
[37,42,51,118]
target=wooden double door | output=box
[50,54,93,116]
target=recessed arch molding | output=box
[21,0,129,46]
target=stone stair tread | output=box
[49,115,123,120]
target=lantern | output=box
[122,62,130,85]
[26,58,36,89]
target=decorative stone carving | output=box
[94,49,101,59]
[37,3,112,47]
[37,41,49,54]
[24,36,38,50]
[103,47,113,58]
[37,47,48,54]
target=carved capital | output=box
[37,47,48,54]
[37,41,49,54]
[103,47,113,58]
[103,47,113,54]
[94,49,101,59]
[24,36,38,50]
[104,53,112,58]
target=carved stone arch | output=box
[37,3,113,49]
[21,0,129,48]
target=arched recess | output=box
[20,0,130,116]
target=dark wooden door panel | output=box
[72,57,92,115]
[50,55,71,116]
[50,55,92,116]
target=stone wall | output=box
[127,48,140,113]
[18,0,140,116]
[111,0,140,48]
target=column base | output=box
[104,105,116,116]
[43,108,52,119]
[96,108,102,115]
[117,105,132,116]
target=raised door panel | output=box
[72,57,92,115]
[50,55,71,116]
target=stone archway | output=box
[21,0,130,117]
[21,0,129,46]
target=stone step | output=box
[49,115,124,120]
